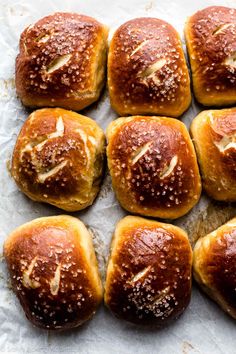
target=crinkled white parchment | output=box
[0,0,236,353]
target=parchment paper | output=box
[0,0,236,353]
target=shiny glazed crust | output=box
[107,116,201,219]
[185,6,236,106]
[105,215,192,325]
[4,215,103,330]
[190,108,236,201]
[108,17,191,117]
[193,217,236,319]
[11,108,106,211]
[15,12,108,110]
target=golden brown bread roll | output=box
[11,108,105,211]
[185,6,236,106]
[190,108,236,201]
[4,215,103,330]
[193,217,236,319]
[108,17,191,117]
[107,116,201,219]
[105,216,192,325]
[15,12,108,110]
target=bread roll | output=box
[105,215,192,325]
[11,108,105,211]
[193,217,236,319]
[185,6,236,106]
[190,108,236,201]
[108,17,191,117]
[15,12,108,111]
[4,215,103,330]
[107,116,201,219]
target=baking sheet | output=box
[0,0,236,352]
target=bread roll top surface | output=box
[105,216,192,325]
[107,116,201,219]
[108,17,191,117]
[185,6,236,105]
[11,108,105,211]
[193,217,236,319]
[15,12,108,110]
[190,108,236,201]
[4,215,103,330]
